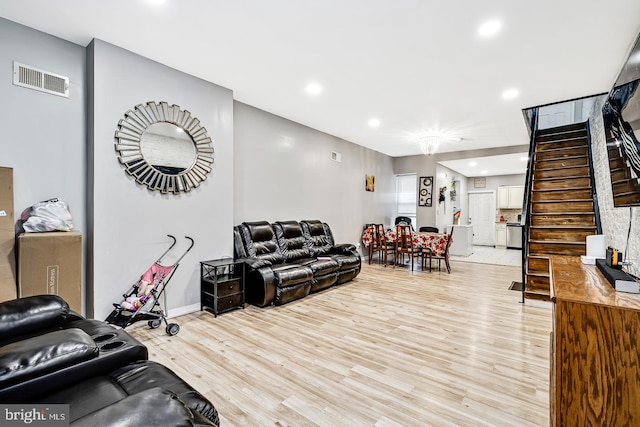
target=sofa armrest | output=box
[0,328,98,389]
[331,243,357,254]
[236,257,272,270]
[71,387,205,427]
[0,295,70,341]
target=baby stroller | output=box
[105,235,194,336]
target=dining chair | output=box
[394,216,414,230]
[394,224,421,270]
[419,226,439,233]
[431,226,454,273]
[369,224,392,266]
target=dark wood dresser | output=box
[550,255,640,426]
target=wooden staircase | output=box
[605,128,640,206]
[525,122,597,301]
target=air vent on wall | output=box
[331,151,342,162]
[13,61,69,98]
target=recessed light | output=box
[502,88,519,99]
[481,170,488,175]
[305,83,323,95]
[479,20,501,37]
[368,118,380,128]
[145,0,166,5]
[469,161,477,167]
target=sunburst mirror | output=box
[114,101,214,194]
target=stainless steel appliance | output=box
[506,223,522,249]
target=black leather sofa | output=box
[234,220,361,306]
[0,295,219,426]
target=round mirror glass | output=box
[114,101,214,194]
[140,123,197,175]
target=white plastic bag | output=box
[21,198,74,232]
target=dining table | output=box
[361,227,451,258]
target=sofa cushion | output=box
[301,220,334,256]
[271,264,313,287]
[330,253,361,270]
[292,257,339,276]
[0,295,70,344]
[274,221,311,261]
[240,221,285,264]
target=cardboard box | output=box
[0,167,17,303]
[18,231,82,312]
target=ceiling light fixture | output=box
[479,20,501,36]
[469,161,477,167]
[368,118,380,128]
[305,83,323,95]
[418,133,462,156]
[481,170,488,175]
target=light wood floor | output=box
[129,261,552,427]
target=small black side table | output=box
[200,258,245,317]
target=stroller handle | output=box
[174,236,195,264]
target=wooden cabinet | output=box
[495,222,506,247]
[550,255,640,426]
[200,259,245,317]
[497,185,524,209]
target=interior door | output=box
[468,192,495,246]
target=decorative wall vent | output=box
[13,61,69,98]
[331,151,342,162]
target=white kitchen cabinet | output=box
[495,222,507,247]
[497,185,524,209]
[446,225,473,256]
[508,185,524,209]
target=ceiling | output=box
[2,1,640,163]
[439,152,529,178]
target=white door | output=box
[468,192,495,246]
[538,102,575,130]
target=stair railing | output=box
[521,107,539,303]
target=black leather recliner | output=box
[0,295,219,426]
[234,220,361,306]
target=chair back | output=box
[373,224,386,248]
[419,226,439,233]
[396,224,414,251]
[394,216,413,230]
[444,226,454,251]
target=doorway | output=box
[468,191,495,246]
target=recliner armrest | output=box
[0,295,70,341]
[236,257,272,270]
[331,243,356,254]
[0,328,98,389]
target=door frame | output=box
[467,190,496,246]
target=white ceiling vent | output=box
[13,61,69,98]
[331,151,342,162]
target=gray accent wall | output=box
[87,39,234,320]
[233,102,395,249]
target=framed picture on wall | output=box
[474,177,486,188]
[418,176,433,207]
[365,175,375,192]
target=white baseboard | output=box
[167,303,200,319]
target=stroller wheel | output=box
[148,319,162,329]
[166,323,180,336]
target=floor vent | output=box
[13,61,69,98]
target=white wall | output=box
[233,102,395,249]
[87,40,234,320]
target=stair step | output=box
[536,122,587,137]
[534,156,589,170]
[524,291,551,302]
[535,147,588,161]
[532,188,592,201]
[527,256,550,274]
[614,192,640,206]
[533,176,591,191]
[529,227,594,242]
[535,135,588,148]
[534,166,590,180]
[526,274,551,295]
[531,200,594,213]
[528,240,586,256]
[613,180,640,196]
[530,213,595,227]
